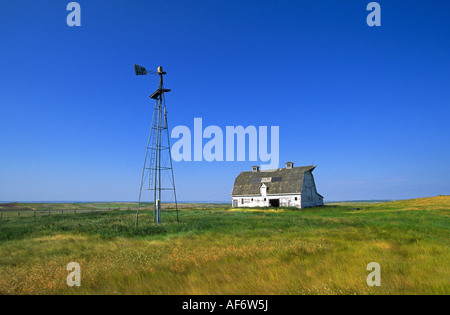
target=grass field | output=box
[0,196,448,295]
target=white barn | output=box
[231,162,324,209]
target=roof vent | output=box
[286,162,294,169]
[252,165,260,173]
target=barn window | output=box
[251,198,253,201]
[264,198,266,201]
[241,198,244,204]
[295,197,298,201]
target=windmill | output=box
[133,64,179,226]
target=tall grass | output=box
[0,197,448,294]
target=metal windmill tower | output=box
[133,64,179,226]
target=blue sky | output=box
[1,0,449,202]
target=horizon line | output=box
[0,199,396,204]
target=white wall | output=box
[232,194,302,208]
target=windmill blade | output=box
[134,64,148,75]
[134,64,160,76]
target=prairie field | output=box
[0,196,448,295]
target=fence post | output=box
[1,213,2,221]
[49,210,50,216]
[18,212,20,217]
[34,211,36,218]
[74,209,76,214]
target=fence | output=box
[0,203,224,222]
[0,204,192,222]
[0,206,138,222]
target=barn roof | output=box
[231,165,317,196]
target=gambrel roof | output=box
[231,165,317,196]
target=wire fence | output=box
[0,203,220,222]
[0,206,139,222]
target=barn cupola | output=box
[252,165,260,173]
[286,162,294,169]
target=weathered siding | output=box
[301,172,324,208]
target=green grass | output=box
[0,196,449,295]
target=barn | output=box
[231,162,324,208]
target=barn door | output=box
[269,199,280,207]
